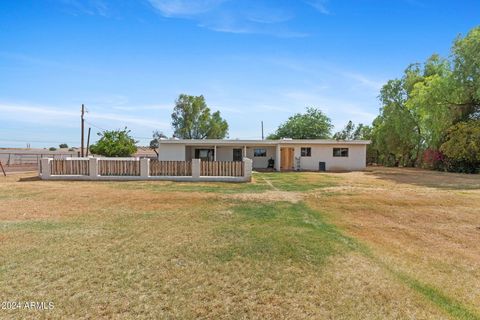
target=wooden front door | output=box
[280,147,294,171]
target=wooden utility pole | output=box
[86,127,91,157]
[0,161,6,177]
[81,104,85,157]
[261,121,264,140]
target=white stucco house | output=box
[157,139,370,172]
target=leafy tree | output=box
[403,55,454,153]
[371,78,421,166]
[452,27,480,120]
[268,107,332,139]
[149,130,167,156]
[89,128,137,157]
[59,143,68,148]
[333,120,371,140]
[49,147,57,151]
[368,26,480,172]
[440,121,480,173]
[171,94,228,139]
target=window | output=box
[195,149,214,161]
[254,148,267,157]
[301,147,311,157]
[333,148,349,157]
[233,149,243,161]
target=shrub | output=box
[89,128,138,157]
[422,149,445,170]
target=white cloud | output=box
[266,56,385,92]
[146,0,311,37]
[111,104,172,111]
[147,0,225,16]
[0,103,169,129]
[341,72,384,91]
[59,0,109,16]
[304,0,330,14]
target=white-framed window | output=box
[301,147,311,157]
[333,148,349,157]
[254,148,267,157]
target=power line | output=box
[84,120,106,132]
[85,119,152,141]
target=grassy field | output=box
[1,168,479,319]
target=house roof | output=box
[158,139,371,146]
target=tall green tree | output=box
[371,78,421,166]
[452,27,480,120]
[171,94,228,139]
[404,55,453,150]
[333,120,371,140]
[89,128,137,157]
[369,26,480,171]
[268,107,332,139]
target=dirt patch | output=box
[225,190,303,203]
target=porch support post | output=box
[243,146,247,158]
[214,145,217,161]
[275,144,281,171]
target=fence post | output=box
[89,158,98,179]
[192,159,201,178]
[40,158,51,179]
[243,157,253,182]
[140,158,150,178]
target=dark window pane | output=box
[254,148,267,157]
[301,147,311,157]
[333,148,349,157]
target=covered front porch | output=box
[184,144,284,171]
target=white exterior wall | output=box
[156,141,368,171]
[158,144,186,161]
[293,144,366,171]
[216,146,234,161]
[246,146,276,169]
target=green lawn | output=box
[1,168,479,319]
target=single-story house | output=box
[157,139,370,171]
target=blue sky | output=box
[0,0,478,148]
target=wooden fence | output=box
[41,157,252,182]
[150,160,192,176]
[50,159,89,175]
[98,159,140,176]
[200,161,244,177]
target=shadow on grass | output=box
[109,172,339,194]
[366,167,480,190]
[18,175,42,182]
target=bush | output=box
[444,159,479,174]
[422,149,445,171]
[440,121,480,173]
[89,128,137,157]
